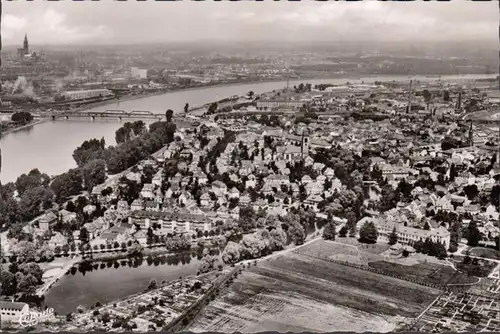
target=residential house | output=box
[239,194,251,206]
[152,171,163,187]
[229,187,240,199]
[145,201,161,212]
[59,209,77,223]
[37,211,57,231]
[131,199,144,211]
[267,174,290,187]
[140,184,155,200]
[323,167,335,179]
[212,181,228,197]
[301,175,313,184]
[436,196,454,212]
[304,194,323,212]
[194,171,208,185]
[48,232,67,249]
[200,193,212,208]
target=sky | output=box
[1,0,498,45]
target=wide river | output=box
[0,73,496,183]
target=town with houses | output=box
[2,75,500,333]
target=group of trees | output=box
[115,121,146,144]
[413,238,448,259]
[11,111,33,125]
[221,227,287,265]
[0,169,54,229]
[1,241,48,296]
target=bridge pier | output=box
[118,116,122,121]
[51,115,56,121]
[90,116,96,121]
[65,116,69,120]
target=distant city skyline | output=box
[1,0,498,46]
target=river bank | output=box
[1,118,49,137]
[42,72,499,116]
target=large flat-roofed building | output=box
[61,89,114,101]
[359,217,451,249]
[0,301,29,324]
[256,100,303,110]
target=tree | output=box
[464,185,479,201]
[115,126,131,144]
[422,89,432,103]
[147,279,157,290]
[18,186,54,221]
[388,227,398,245]
[72,138,106,167]
[11,111,33,125]
[18,263,43,283]
[50,169,83,204]
[184,103,189,113]
[338,225,348,238]
[165,109,174,122]
[101,312,111,324]
[1,270,17,295]
[15,169,50,196]
[322,222,336,240]
[359,221,378,244]
[423,221,431,230]
[466,221,481,247]
[449,163,458,182]
[199,255,217,274]
[131,121,145,136]
[443,90,450,102]
[82,159,106,192]
[222,241,242,264]
[380,184,400,212]
[17,273,38,295]
[80,227,90,244]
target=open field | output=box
[451,256,498,278]
[469,247,500,260]
[368,261,478,286]
[188,251,440,332]
[296,239,389,265]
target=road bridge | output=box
[50,109,166,121]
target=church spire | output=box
[23,33,28,53]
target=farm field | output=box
[187,251,440,333]
[299,239,482,287]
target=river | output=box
[0,73,496,183]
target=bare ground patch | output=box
[187,251,439,333]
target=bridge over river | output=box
[50,106,207,121]
[50,109,167,121]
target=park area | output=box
[187,249,441,333]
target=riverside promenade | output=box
[36,257,81,297]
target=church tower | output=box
[301,129,309,159]
[23,33,28,54]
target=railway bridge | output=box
[50,109,166,121]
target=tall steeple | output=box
[23,33,28,54]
